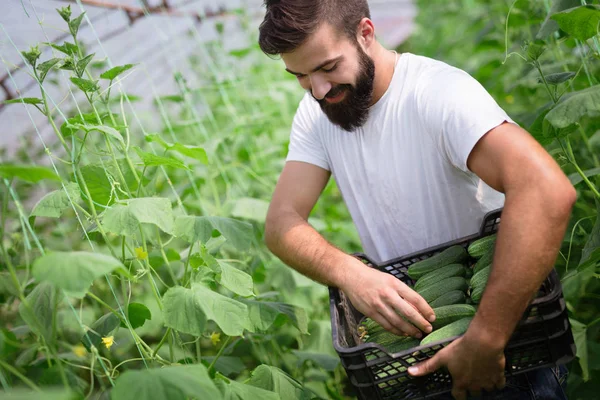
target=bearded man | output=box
[259,1,575,399]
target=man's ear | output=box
[357,18,375,50]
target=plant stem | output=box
[0,358,42,392]
[207,336,232,373]
[153,327,172,358]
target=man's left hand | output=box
[407,332,507,400]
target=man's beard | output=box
[313,46,375,132]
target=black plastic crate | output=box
[329,208,576,400]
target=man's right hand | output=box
[340,257,436,339]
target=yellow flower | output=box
[134,247,148,260]
[73,344,87,358]
[102,336,115,350]
[210,332,221,346]
[505,95,514,104]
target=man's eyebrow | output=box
[285,55,344,75]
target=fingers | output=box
[369,312,406,337]
[377,305,424,338]
[399,284,436,323]
[386,293,433,334]
[408,353,443,377]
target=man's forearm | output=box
[264,209,358,288]
[466,186,575,349]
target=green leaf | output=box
[60,113,98,137]
[198,248,254,296]
[163,284,251,336]
[231,197,270,223]
[2,97,43,105]
[69,12,86,38]
[81,312,120,352]
[134,147,190,170]
[241,299,308,334]
[76,53,95,76]
[545,85,600,130]
[70,77,99,93]
[568,168,600,186]
[111,365,222,400]
[57,5,72,22]
[570,319,589,381]
[202,356,245,376]
[69,123,124,145]
[0,164,60,183]
[32,251,124,298]
[0,388,76,400]
[537,0,581,39]
[551,5,600,41]
[293,350,340,371]
[215,377,279,400]
[174,215,253,250]
[539,71,576,85]
[102,197,174,236]
[47,41,79,56]
[21,45,41,66]
[0,329,19,359]
[524,40,546,62]
[122,302,151,329]
[145,135,208,164]
[248,365,315,400]
[18,283,63,345]
[100,64,136,80]
[37,58,61,82]
[31,182,81,218]
[78,164,114,206]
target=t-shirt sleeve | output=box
[285,95,331,171]
[416,65,516,173]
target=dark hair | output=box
[258,0,371,56]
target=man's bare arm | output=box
[265,161,435,337]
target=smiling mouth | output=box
[325,88,346,103]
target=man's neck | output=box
[369,44,398,106]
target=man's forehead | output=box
[282,23,348,72]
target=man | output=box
[259,1,575,399]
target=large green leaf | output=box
[231,197,270,223]
[37,58,61,83]
[68,12,86,38]
[100,64,136,80]
[248,365,315,400]
[78,164,114,206]
[70,77,99,93]
[174,215,253,250]
[111,365,222,400]
[241,299,308,334]
[551,5,600,41]
[537,0,581,39]
[18,282,63,345]
[202,356,245,376]
[145,134,208,164]
[196,247,254,296]
[0,164,60,183]
[60,113,98,137]
[102,197,174,237]
[162,284,251,336]
[31,182,81,218]
[32,251,124,298]
[122,302,152,329]
[570,319,589,381]
[69,123,124,146]
[215,377,279,400]
[81,312,120,352]
[545,85,600,130]
[292,320,339,371]
[134,147,190,170]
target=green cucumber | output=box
[414,264,466,291]
[431,304,477,330]
[407,246,469,280]
[420,317,473,346]
[473,250,494,274]
[429,290,466,307]
[470,265,491,289]
[417,277,468,303]
[471,285,485,303]
[468,234,497,259]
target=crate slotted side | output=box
[329,208,576,400]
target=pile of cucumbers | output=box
[359,234,497,352]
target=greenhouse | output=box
[0,0,598,399]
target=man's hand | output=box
[407,331,506,399]
[340,257,436,338]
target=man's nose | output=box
[309,75,332,100]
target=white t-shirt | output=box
[286,52,514,263]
